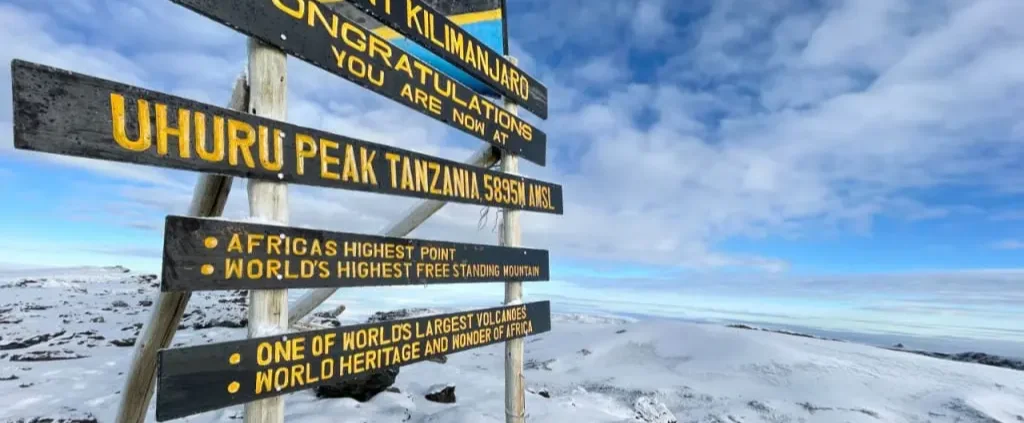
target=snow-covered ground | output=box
[0,267,1022,423]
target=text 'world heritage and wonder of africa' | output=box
[155,301,551,421]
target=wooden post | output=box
[287,145,500,325]
[501,56,525,423]
[114,74,248,423]
[244,37,289,423]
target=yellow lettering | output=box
[360,147,377,185]
[227,119,256,168]
[341,144,359,182]
[258,127,284,171]
[295,133,316,176]
[110,93,151,152]
[320,138,340,180]
[271,0,304,19]
[154,103,190,158]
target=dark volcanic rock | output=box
[524,358,556,371]
[366,308,434,323]
[192,318,248,330]
[538,390,550,398]
[13,414,98,423]
[888,349,1024,372]
[0,374,18,381]
[111,300,130,308]
[310,305,347,327]
[315,305,347,318]
[10,349,88,362]
[218,290,248,305]
[111,338,136,347]
[425,385,456,404]
[725,324,844,342]
[13,279,40,288]
[138,300,153,307]
[314,367,399,402]
[0,330,66,350]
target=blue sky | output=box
[0,0,1022,348]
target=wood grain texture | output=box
[243,36,289,423]
[161,216,550,291]
[10,60,562,214]
[170,0,548,166]
[155,301,551,421]
[500,55,525,423]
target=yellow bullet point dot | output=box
[227,381,240,394]
[204,237,218,249]
[201,264,214,275]
[229,353,241,365]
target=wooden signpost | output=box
[10,60,563,214]
[170,0,548,166]
[156,301,551,421]
[161,215,549,291]
[8,0,557,422]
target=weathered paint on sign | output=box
[155,301,551,421]
[161,215,550,291]
[170,0,548,166]
[10,60,563,214]
[338,0,548,119]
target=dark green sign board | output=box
[170,0,548,166]
[10,60,563,214]
[156,301,551,421]
[162,215,550,291]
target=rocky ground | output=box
[1,267,1022,423]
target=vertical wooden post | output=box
[501,56,525,423]
[244,37,289,423]
[114,74,248,423]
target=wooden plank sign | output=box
[169,0,549,166]
[340,0,549,119]
[10,60,563,214]
[156,301,551,421]
[161,215,550,291]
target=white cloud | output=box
[572,55,628,85]
[992,210,1024,221]
[1,0,1023,274]
[991,240,1024,250]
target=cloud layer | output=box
[0,0,1022,275]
